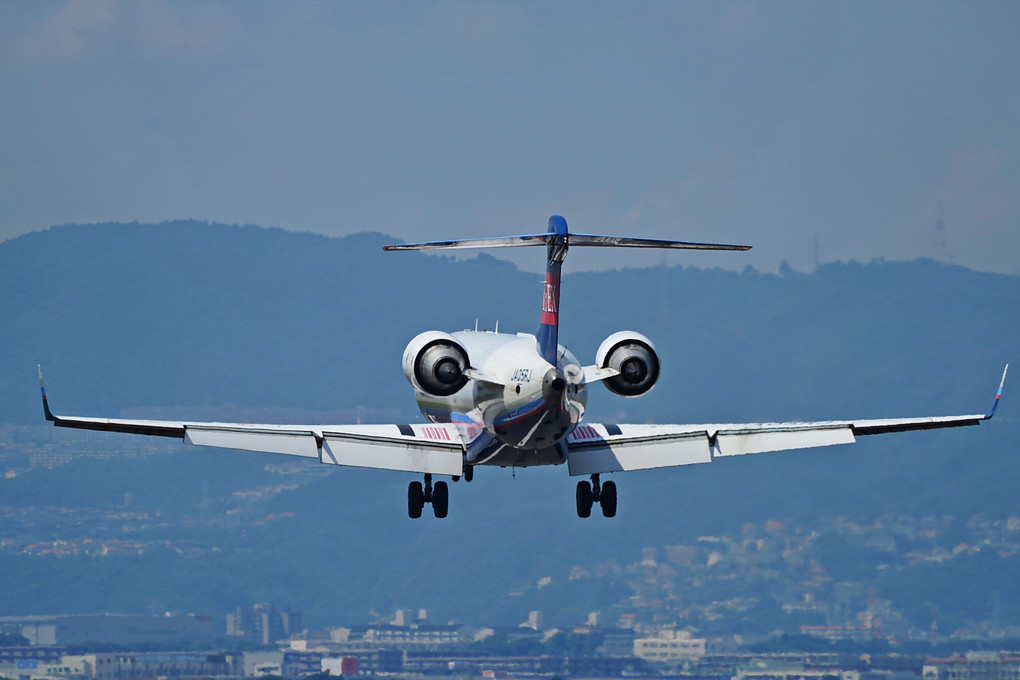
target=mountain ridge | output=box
[0,220,1016,630]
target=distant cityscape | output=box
[3,428,1020,680]
[3,604,1020,680]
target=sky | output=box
[1,0,1018,274]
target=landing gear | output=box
[576,480,593,518]
[576,474,617,518]
[464,465,473,483]
[600,480,617,518]
[407,474,450,519]
[408,481,425,519]
[432,481,449,518]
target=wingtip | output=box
[38,364,56,422]
[986,363,1009,419]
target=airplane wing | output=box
[566,366,1007,476]
[38,369,465,476]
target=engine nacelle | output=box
[402,331,470,397]
[595,331,660,397]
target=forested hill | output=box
[0,220,1017,627]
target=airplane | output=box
[38,215,1008,519]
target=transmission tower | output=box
[934,201,947,262]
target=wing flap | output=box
[566,424,711,475]
[185,425,320,458]
[322,424,464,475]
[713,424,855,457]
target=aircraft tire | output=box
[576,481,593,518]
[432,481,449,518]
[408,481,425,519]
[464,465,473,483]
[600,480,617,518]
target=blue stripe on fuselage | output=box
[536,324,557,364]
[494,396,547,428]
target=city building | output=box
[633,629,707,662]
[227,604,302,645]
[735,659,861,680]
[0,614,216,647]
[924,652,1020,680]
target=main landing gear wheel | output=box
[600,480,617,518]
[408,481,425,519]
[576,474,617,518]
[576,480,593,518]
[407,474,450,519]
[432,481,449,518]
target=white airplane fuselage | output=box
[413,330,587,469]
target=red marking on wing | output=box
[420,426,452,441]
[571,425,600,441]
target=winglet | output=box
[38,365,56,422]
[985,364,1009,419]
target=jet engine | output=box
[402,331,470,397]
[595,331,660,397]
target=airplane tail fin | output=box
[536,216,569,363]
[385,216,751,364]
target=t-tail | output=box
[384,215,751,363]
[536,216,568,362]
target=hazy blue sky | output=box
[1,1,1017,274]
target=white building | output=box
[633,630,706,662]
[243,651,284,677]
[735,660,861,680]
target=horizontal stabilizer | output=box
[569,234,750,251]
[384,234,550,251]
[384,232,750,252]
